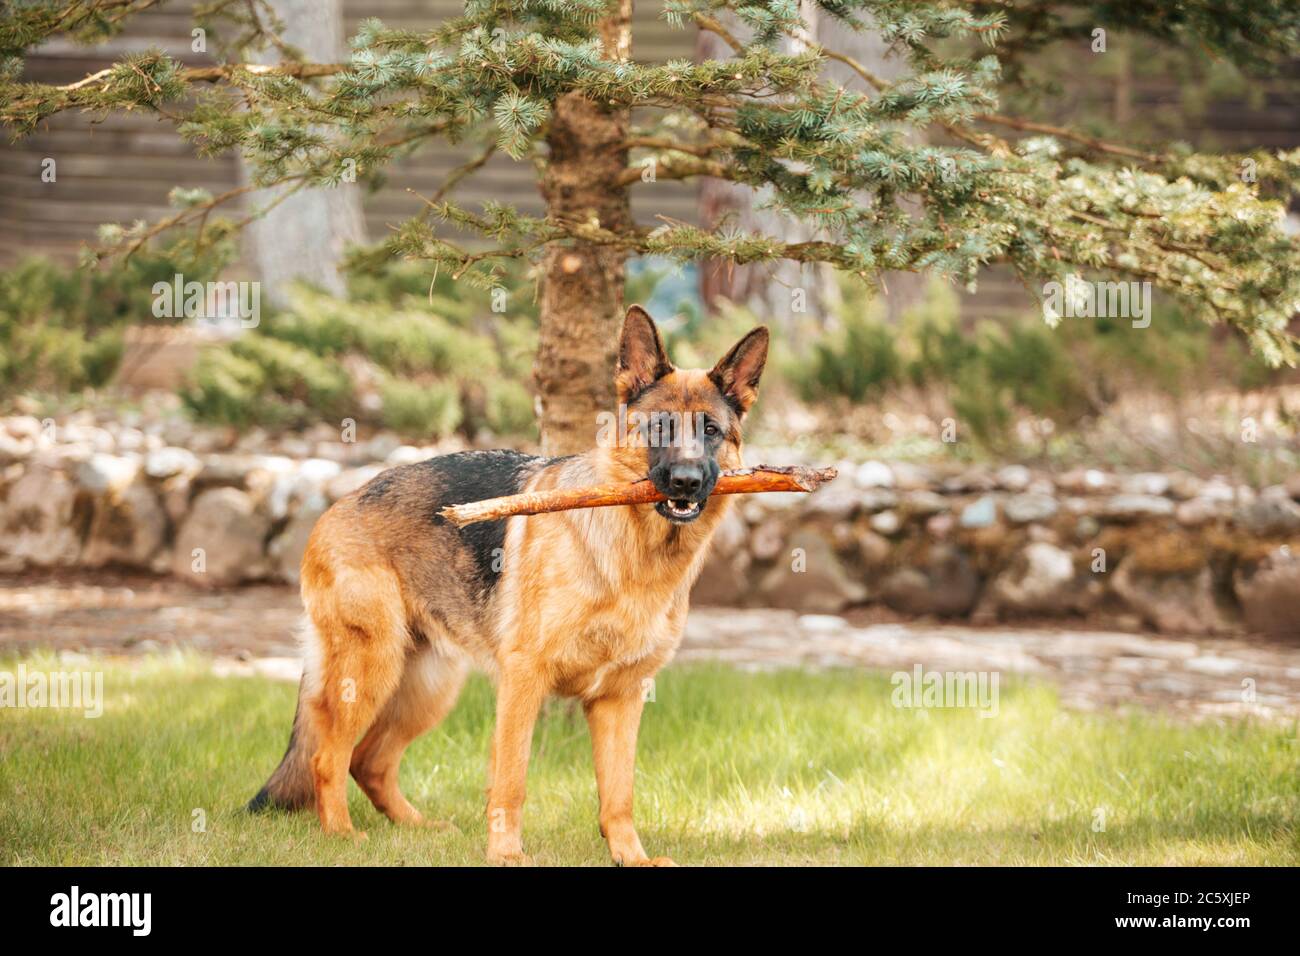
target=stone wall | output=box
[3,414,1297,638]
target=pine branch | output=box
[973,113,1167,164]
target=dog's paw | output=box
[631,856,678,867]
[321,822,368,841]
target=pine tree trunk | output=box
[534,2,633,456]
[239,0,365,306]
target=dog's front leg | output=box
[585,690,676,867]
[486,661,545,865]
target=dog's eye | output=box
[704,421,721,438]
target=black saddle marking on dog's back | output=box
[363,450,550,592]
[433,451,549,591]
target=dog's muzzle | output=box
[656,497,705,523]
[652,462,711,524]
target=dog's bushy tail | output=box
[247,674,318,813]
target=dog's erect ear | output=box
[616,305,673,401]
[709,326,769,416]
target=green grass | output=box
[2,653,1296,866]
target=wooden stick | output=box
[439,465,838,528]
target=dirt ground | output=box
[2,571,1298,722]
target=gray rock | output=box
[941,470,996,494]
[0,431,33,465]
[1260,483,1292,501]
[297,457,343,486]
[112,426,147,453]
[1074,515,1101,539]
[268,502,328,584]
[692,549,752,606]
[173,487,271,586]
[888,461,934,490]
[1199,478,1235,503]
[1063,495,1092,515]
[804,475,861,521]
[160,417,196,447]
[1175,497,1223,527]
[985,542,1086,615]
[829,522,856,554]
[1233,496,1300,536]
[959,494,999,528]
[853,526,892,567]
[75,453,140,496]
[1003,493,1058,525]
[1121,472,1171,496]
[1026,523,1059,544]
[197,454,295,489]
[1100,494,1175,520]
[900,490,948,516]
[757,530,867,614]
[277,437,313,458]
[82,482,167,568]
[1056,468,1113,494]
[1112,562,1225,635]
[869,510,901,535]
[741,500,767,525]
[365,432,403,462]
[144,446,201,479]
[853,460,894,488]
[3,416,43,441]
[64,424,115,453]
[710,507,749,558]
[925,512,955,538]
[386,445,428,467]
[234,426,270,452]
[879,543,980,617]
[995,464,1032,492]
[269,458,343,520]
[1165,472,1204,500]
[1234,551,1300,638]
[263,473,296,522]
[858,488,898,513]
[30,441,93,471]
[0,466,83,569]
[750,519,786,562]
[161,474,195,525]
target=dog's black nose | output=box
[668,464,703,497]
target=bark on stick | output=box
[439,465,838,528]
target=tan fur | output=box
[268,311,765,865]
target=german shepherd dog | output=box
[249,306,768,865]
